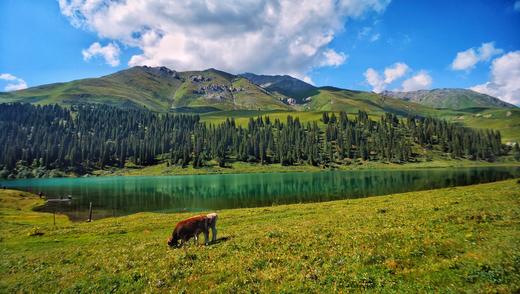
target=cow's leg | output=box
[211,225,217,242]
[204,229,209,245]
[194,233,198,245]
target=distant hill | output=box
[239,73,318,103]
[1,67,515,120]
[381,88,515,109]
[0,66,291,112]
[1,67,519,142]
[0,66,434,116]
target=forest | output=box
[0,103,513,178]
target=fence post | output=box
[88,202,93,222]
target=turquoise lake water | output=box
[1,166,519,220]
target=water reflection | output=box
[1,167,519,221]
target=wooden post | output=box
[88,202,93,222]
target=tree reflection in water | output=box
[2,167,518,221]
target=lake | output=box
[1,166,519,221]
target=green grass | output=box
[1,179,520,292]
[95,158,520,177]
[443,108,520,143]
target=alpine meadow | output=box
[1,0,520,293]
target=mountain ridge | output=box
[381,88,515,109]
[0,66,515,115]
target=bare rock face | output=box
[143,66,179,79]
[190,75,211,83]
[285,98,297,105]
[228,86,244,93]
[191,82,246,100]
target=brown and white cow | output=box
[167,213,218,248]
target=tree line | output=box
[0,103,511,177]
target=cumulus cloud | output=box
[401,71,432,92]
[82,42,120,67]
[471,51,520,105]
[0,73,28,91]
[364,68,385,92]
[451,42,503,71]
[58,0,390,76]
[321,49,348,67]
[364,62,409,92]
[383,62,409,83]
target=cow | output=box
[167,213,218,248]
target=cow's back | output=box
[174,215,207,238]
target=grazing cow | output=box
[167,213,218,248]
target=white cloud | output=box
[383,62,409,83]
[471,51,520,105]
[451,48,479,71]
[364,62,409,92]
[321,49,348,67]
[82,42,120,67]
[364,68,385,92]
[0,73,17,81]
[451,42,503,71]
[59,0,390,76]
[478,42,503,61]
[401,71,432,91]
[0,73,28,91]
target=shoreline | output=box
[82,160,520,178]
[0,160,519,181]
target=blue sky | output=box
[1,0,519,104]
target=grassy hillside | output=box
[305,87,439,116]
[0,66,290,112]
[2,66,517,143]
[442,108,520,143]
[383,88,516,109]
[1,179,519,292]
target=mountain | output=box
[1,67,515,119]
[0,66,291,112]
[239,73,318,103]
[381,88,515,109]
[0,66,433,116]
[2,67,519,142]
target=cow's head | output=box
[167,236,179,248]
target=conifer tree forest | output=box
[0,103,509,178]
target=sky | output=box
[1,0,519,105]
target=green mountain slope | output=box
[382,88,515,109]
[1,67,517,141]
[0,66,291,112]
[304,87,438,116]
[440,107,520,143]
